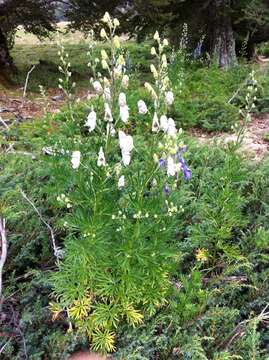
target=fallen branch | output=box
[20,189,62,264]
[0,218,7,305]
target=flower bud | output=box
[151,47,157,56]
[102,12,111,24]
[113,18,120,27]
[100,28,107,38]
[153,31,160,41]
[113,35,121,49]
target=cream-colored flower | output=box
[162,54,167,68]
[101,49,108,60]
[104,102,113,122]
[117,55,125,66]
[113,65,122,78]
[101,59,109,70]
[118,175,125,189]
[153,31,160,41]
[137,100,148,115]
[167,156,175,177]
[113,18,120,27]
[165,91,174,106]
[163,39,169,46]
[119,131,134,153]
[152,112,159,133]
[97,147,106,167]
[119,130,134,166]
[85,110,97,132]
[120,105,129,123]
[71,151,81,169]
[113,35,121,49]
[92,80,103,94]
[100,28,107,38]
[102,12,111,24]
[103,86,111,102]
[160,115,168,132]
[167,118,177,137]
[118,92,127,107]
[151,47,157,56]
[122,74,129,88]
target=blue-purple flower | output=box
[180,158,192,181]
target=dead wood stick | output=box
[0,218,7,303]
[20,189,61,264]
[22,65,36,106]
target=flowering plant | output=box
[46,13,191,353]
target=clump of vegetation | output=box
[1,8,269,360]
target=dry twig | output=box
[20,189,62,264]
[0,217,7,303]
[21,65,36,107]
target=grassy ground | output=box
[10,25,151,92]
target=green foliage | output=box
[196,98,239,132]
[2,20,269,359]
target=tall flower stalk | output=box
[47,13,191,354]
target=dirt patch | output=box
[190,114,269,161]
[0,87,92,127]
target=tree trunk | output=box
[0,27,14,71]
[209,0,238,69]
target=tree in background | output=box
[63,0,269,67]
[122,0,269,67]
[0,0,56,71]
[65,0,125,33]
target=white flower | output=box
[167,156,175,177]
[108,123,116,136]
[150,64,158,78]
[103,86,111,102]
[119,131,134,166]
[163,39,169,46]
[118,92,127,107]
[122,153,131,166]
[97,147,106,167]
[138,100,148,114]
[151,47,157,56]
[102,12,111,24]
[162,54,167,68]
[118,175,125,189]
[120,105,129,123]
[152,112,159,132]
[122,74,129,88]
[113,65,122,78]
[85,110,97,132]
[119,131,134,153]
[165,91,174,106]
[104,103,113,122]
[114,162,122,176]
[160,115,168,132]
[153,31,160,41]
[167,118,177,137]
[71,151,81,169]
[93,81,103,94]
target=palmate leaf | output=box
[92,303,121,328]
[91,329,116,353]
